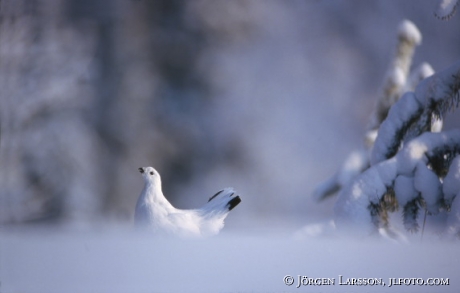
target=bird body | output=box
[134,167,241,237]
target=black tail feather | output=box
[227,196,241,211]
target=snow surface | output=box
[1,227,460,293]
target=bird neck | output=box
[143,181,174,209]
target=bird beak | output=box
[139,167,144,173]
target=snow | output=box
[404,62,434,93]
[413,162,442,214]
[333,157,401,235]
[397,130,460,175]
[293,220,336,238]
[313,149,369,201]
[414,59,460,105]
[336,131,460,234]
[371,60,460,166]
[1,6,460,291]
[337,149,369,186]
[446,192,460,237]
[371,92,422,165]
[313,173,340,201]
[435,0,459,19]
[443,155,460,204]
[334,186,375,236]
[388,67,406,89]
[432,118,444,133]
[396,138,429,175]
[393,175,417,207]
[416,62,435,79]
[333,160,397,235]
[375,157,398,188]
[365,129,379,147]
[398,20,422,45]
[2,227,460,293]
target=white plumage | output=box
[134,166,241,237]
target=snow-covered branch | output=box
[371,60,460,165]
[313,20,427,202]
[336,130,460,235]
[435,0,459,20]
[331,59,460,239]
[368,20,422,132]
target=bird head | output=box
[138,166,162,185]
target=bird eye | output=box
[150,171,154,175]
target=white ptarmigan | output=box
[134,166,241,237]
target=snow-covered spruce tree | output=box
[313,20,432,201]
[335,60,460,238]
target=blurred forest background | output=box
[1,0,459,231]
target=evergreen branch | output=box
[371,92,423,165]
[372,60,460,165]
[427,145,460,178]
[435,0,459,20]
[313,21,423,202]
[337,130,460,233]
[402,196,421,233]
[433,72,460,119]
[369,20,422,132]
